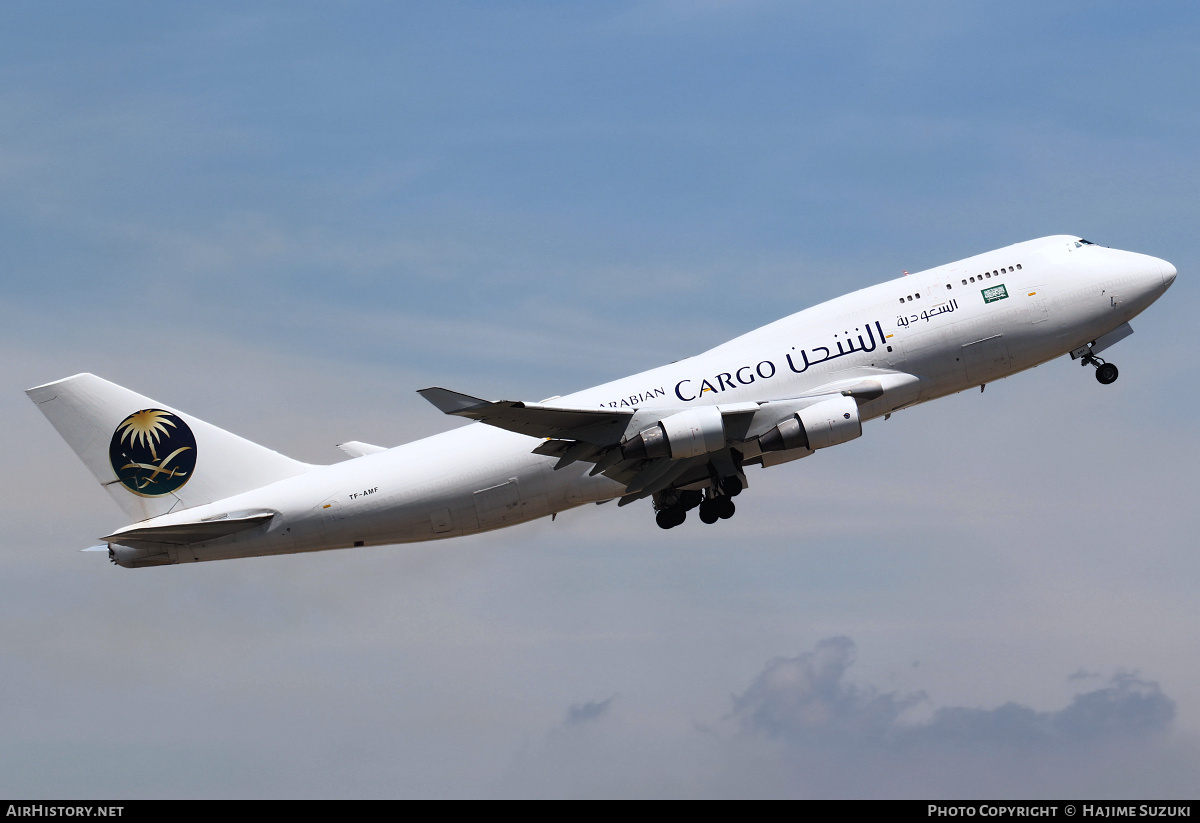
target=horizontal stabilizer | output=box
[337,441,387,458]
[104,511,275,547]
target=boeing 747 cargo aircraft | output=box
[27,236,1175,567]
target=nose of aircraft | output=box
[1160,258,1178,289]
[1122,252,1176,310]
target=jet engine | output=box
[758,395,862,452]
[621,406,726,460]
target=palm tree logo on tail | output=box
[108,409,197,497]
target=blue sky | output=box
[3,2,1198,797]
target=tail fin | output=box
[26,373,315,522]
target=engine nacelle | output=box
[621,406,726,460]
[758,395,862,452]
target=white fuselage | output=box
[126,236,1176,565]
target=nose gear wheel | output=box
[1081,351,1119,385]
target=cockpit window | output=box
[1075,239,1095,247]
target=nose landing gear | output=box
[1080,350,1119,385]
[1071,324,1133,386]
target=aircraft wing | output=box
[418,387,635,444]
[420,374,911,447]
[419,373,920,498]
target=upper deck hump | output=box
[699,236,1080,356]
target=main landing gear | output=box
[655,505,688,530]
[654,475,742,529]
[654,488,699,529]
[1080,350,1119,385]
[697,493,735,524]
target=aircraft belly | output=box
[473,479,522,529]
[961,335,1012,384]
[356,455,560,541]
[902,328,956,400]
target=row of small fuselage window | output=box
[898,263,1023,303]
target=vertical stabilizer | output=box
[26,373,315,522]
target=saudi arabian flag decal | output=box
[108,409,197,497]
[982,283,1009,304]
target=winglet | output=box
[417,387,492,415]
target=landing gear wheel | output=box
[698,500,720,524]
[656,508,686,529]
[721,476,743,497]
[1082,351,1118,385]
[1096,362,1119,385]
[715,496,735,519]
